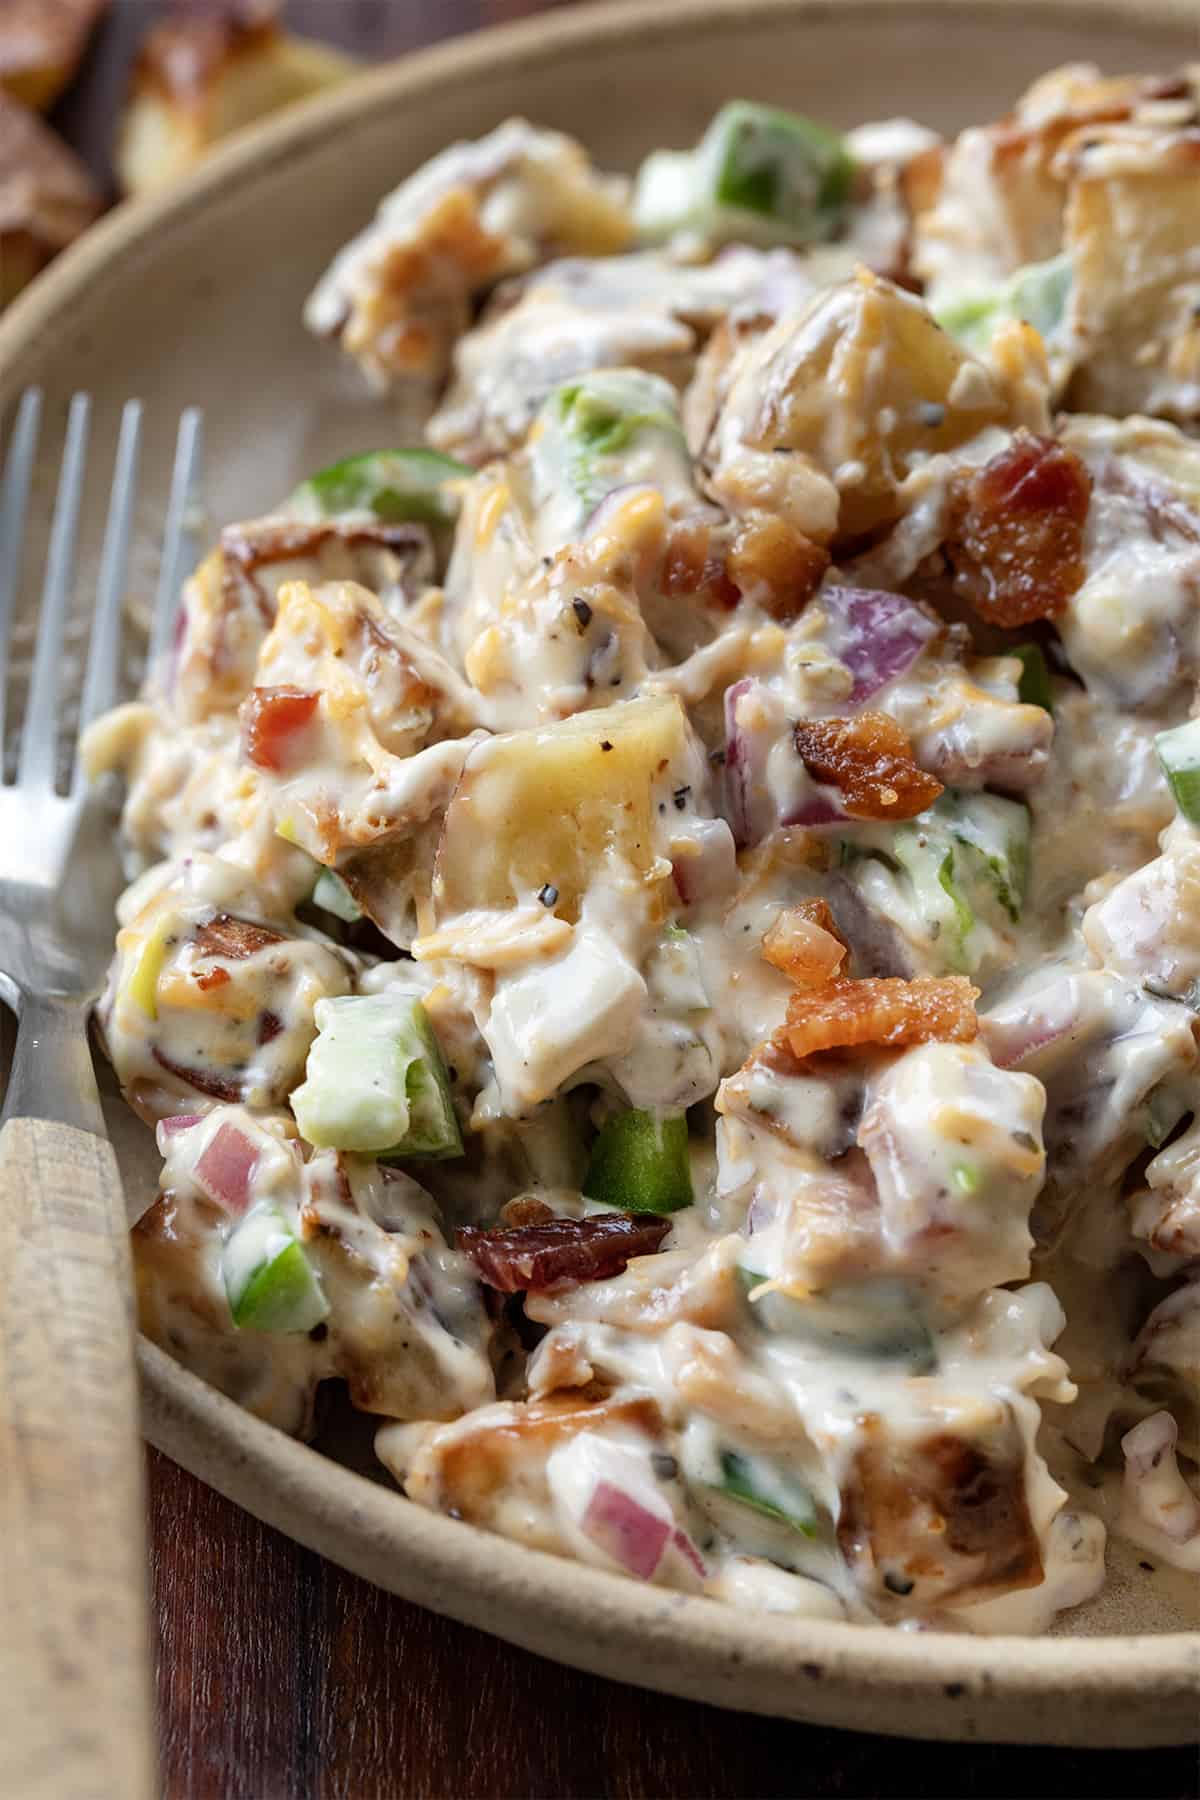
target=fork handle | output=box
[0,998,157,1800]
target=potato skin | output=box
[0,0,108,114]
[0,91,100,306]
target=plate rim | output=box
[6,0,1200,1741]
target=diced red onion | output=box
[820,587,939,704]
[1122,1411,1177,1480]
[723,678,756,849]
[981,988,1079,1070]
[745,1190,777,1236]
[194,1121,260,1214]
[162,599,188,700]
[725,679,851,847]
[672,817,739,906]
[155,1113,204,1154]
[582,483,650,539]
[1121,1412,1200,1544]
[724,678,786,849]
[671,1526,708,1579]
[581,1480,672,1580]
[779,790,849,830]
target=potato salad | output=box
[88,65,1200,1631]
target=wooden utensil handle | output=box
[0,1114,157,1800]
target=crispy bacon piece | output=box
[726,516,830,623]
[241,684,319,772]
[458,1213,671,1293]
[782,975,978,1059]
[151,1047,241,1103]
[794,712,943,821]
[837,1412,1043,1610]
[659,518,740,611]
[192,912,285,960]
[949,431,1091,627]
[762,898,848,986]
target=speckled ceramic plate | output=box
[3,0,1200,1744]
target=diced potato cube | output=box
[1061,126,1200,422]
[434,694,694,920]
[712,269,1016,540]
[0,0,107,113]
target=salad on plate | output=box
[86,62,1200,1630]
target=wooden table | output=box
[53,5,1200,1793]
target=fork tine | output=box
[146,407,204,676]
[71,400,143,793]
[0,389,43,761]
[17,392,90,791]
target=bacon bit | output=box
[241,685,319,772]
[793,713,943,821]
[458,1214,671,1293]
[782,976,978,1059]
[151,1047,242,1103]
[659,519,740,611]
[193,912,285,960]
[499,1195,555,1227]
[193,964,231,992]
[726,516,830,623]
[948,432,1091,627]
[762,898,848,987]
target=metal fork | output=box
[0,390,202,1800]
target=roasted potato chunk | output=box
[0,0,107,113]
[837,1405,1043,1612]
[0,90,100,306]
[116,3,357,198]
[434,694,699,922]
[1060,125,1200,422]
[707,270,1018,542]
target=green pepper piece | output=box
[738,1268,937,1373]
[540,370,690,516]
[716,1449,818,1536]
[311,866,362,924]
[708,101,854,233]
[289,448,471,527]
[222,1204,329,1333]
[634,99,855,248]
[1011,642,1054,714]
[932,790,1031,925]
[584,1109,693,1213]
[1156,718,1200,825]
[291,991,463,1161]
[935,253,1072,354]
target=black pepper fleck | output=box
[919,401,946,428]
[650,1452,679,1480]
[572,597,593,631]
[537,883,559,907]
[672,785,691,811]
[883,1571,915,1596]
[1140,1559,1156,1572]
[600,740,613,752]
